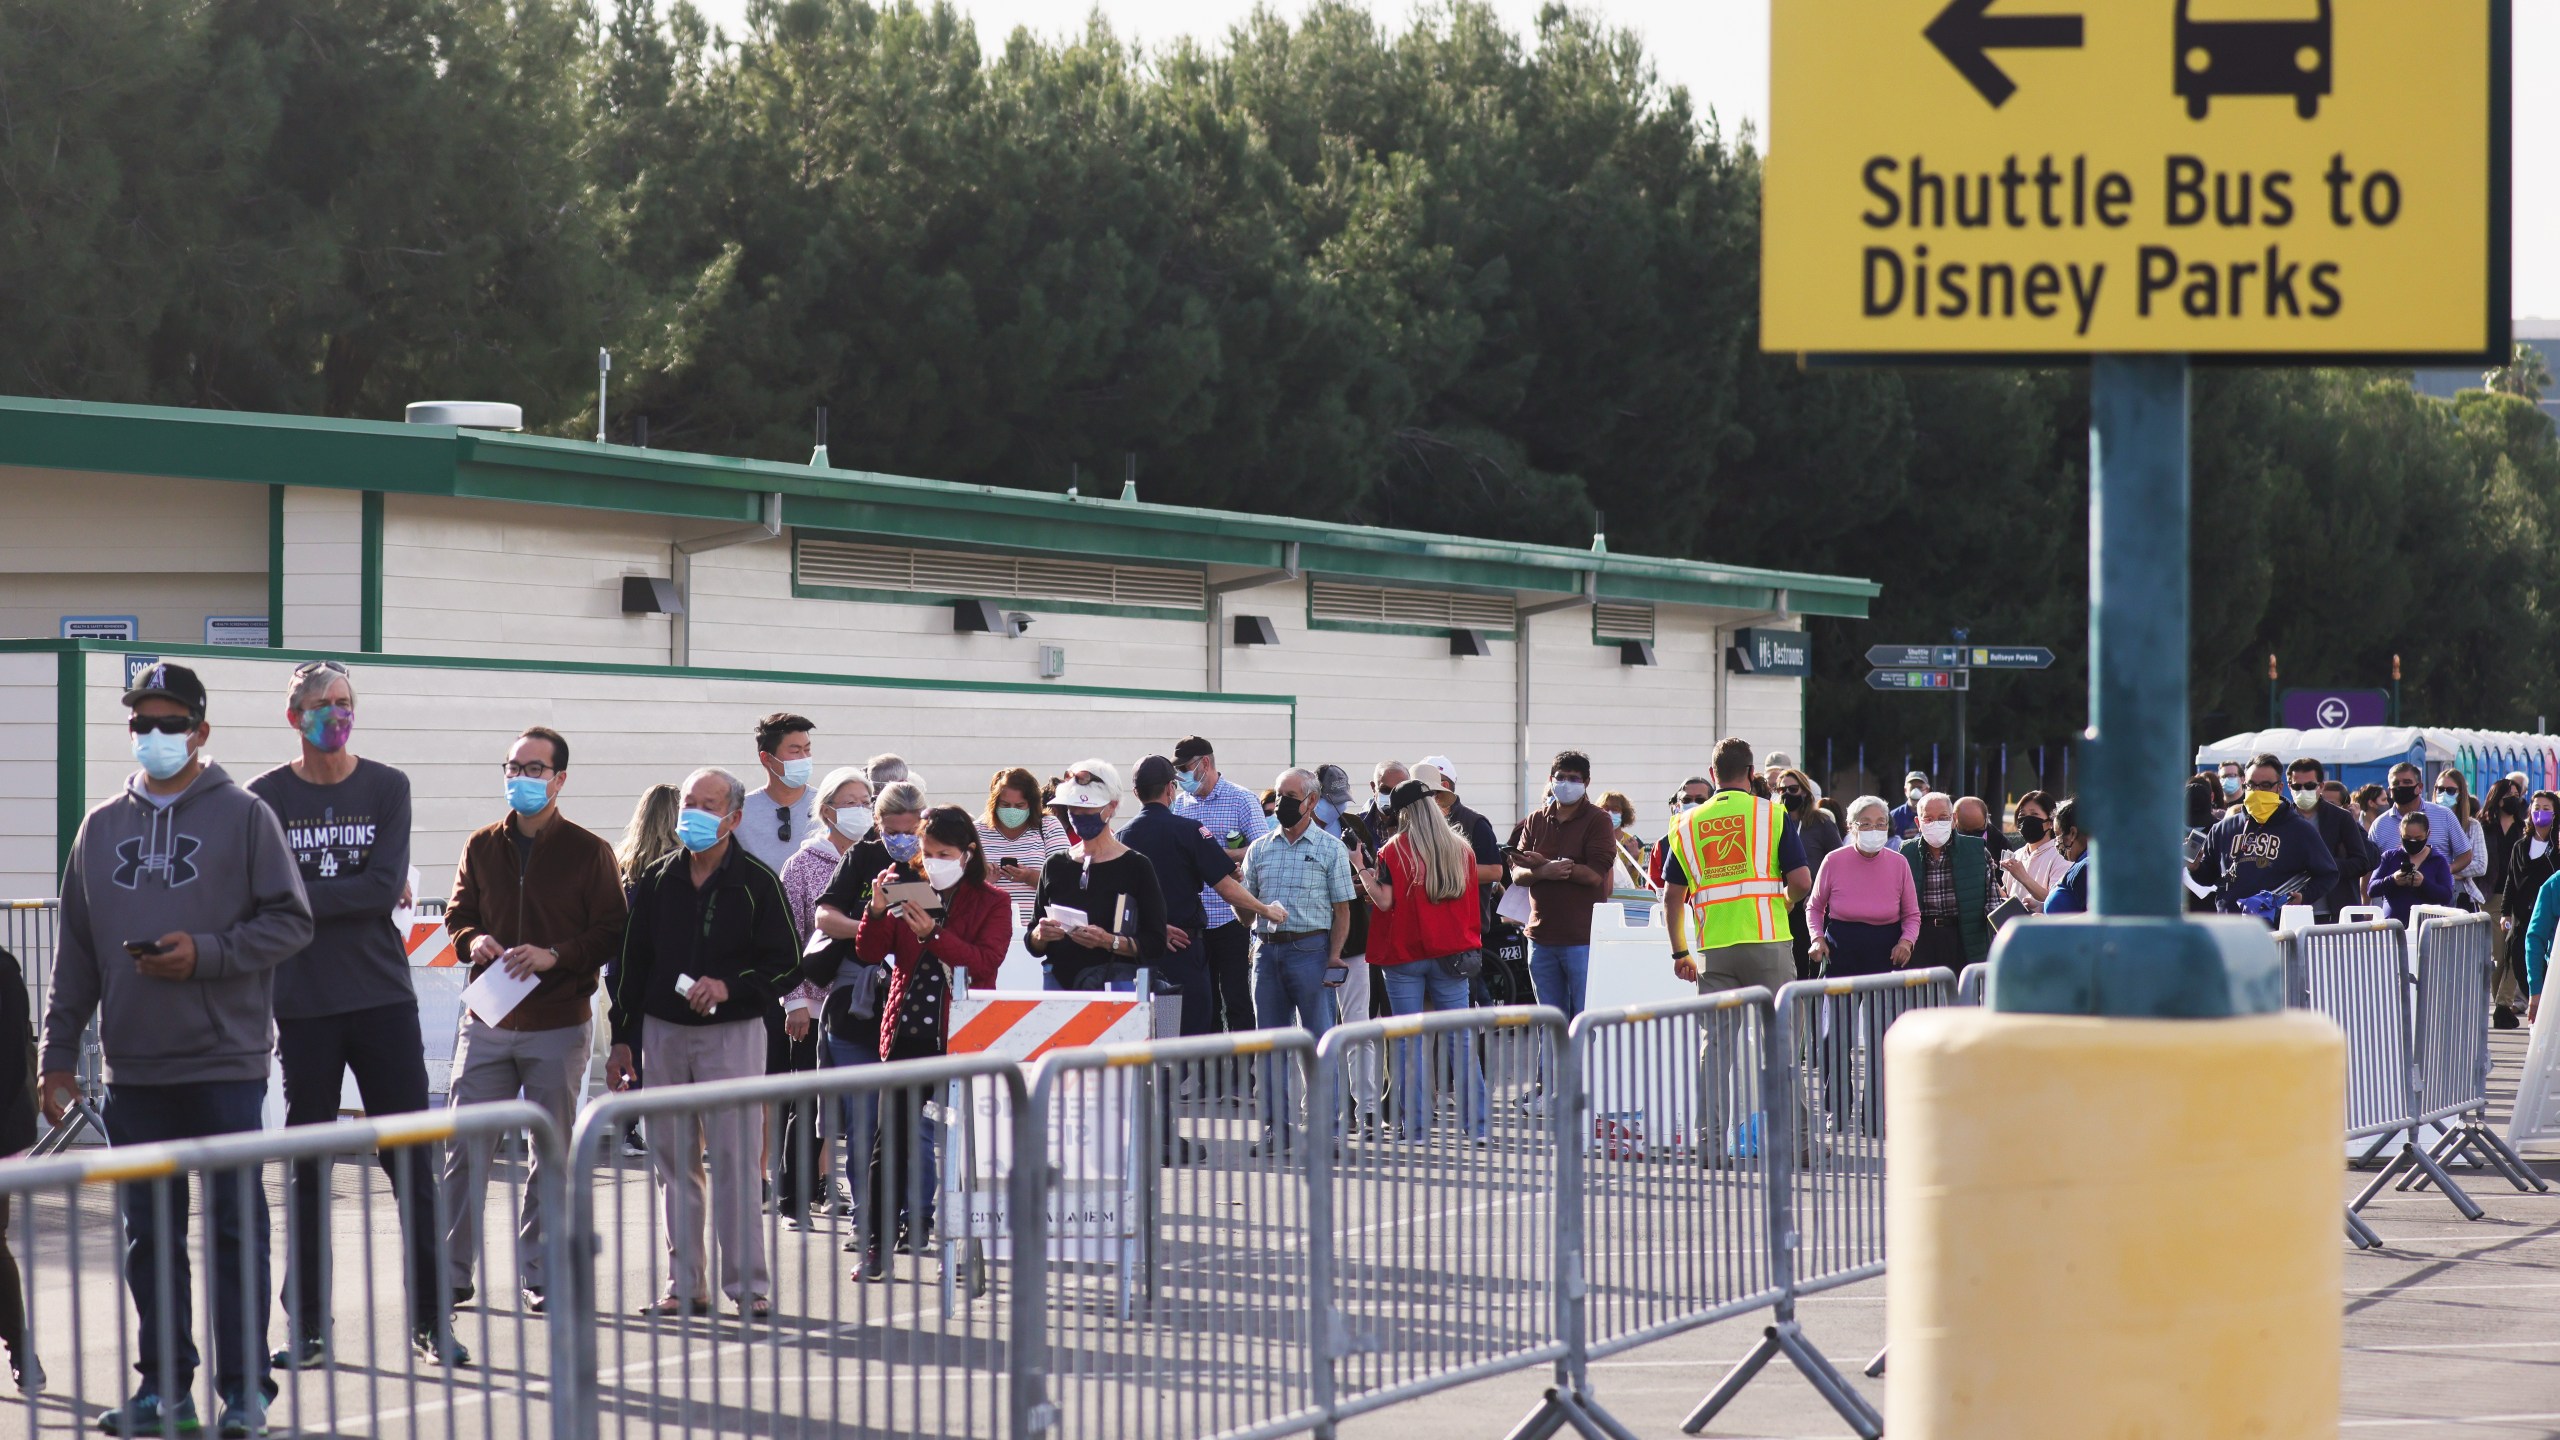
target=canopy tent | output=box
[2196,727,2560,794]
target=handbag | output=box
[1432,948,1485,981]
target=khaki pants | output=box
[439,1016,588,1294]
[1695,941,1799,1153]
[642,1018,769,1304]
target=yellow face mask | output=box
[2243,789,2285,824]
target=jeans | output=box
[1529,942,1591,1018]
[106,1081,270,1400]
[826,1032,936,1255]
[1379,960,1487,1139]
[1253,933,1337,1134]
[276,1000,438,1334]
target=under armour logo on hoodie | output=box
[112,832,201,890]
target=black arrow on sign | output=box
[1925,0,2084,108]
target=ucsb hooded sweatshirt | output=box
[43,761,313,1086]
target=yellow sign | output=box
[1763,0,2508,361]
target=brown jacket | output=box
[1508,803,1619,946]
[445,812,627,1032]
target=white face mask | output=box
[921,855,966,890]
[1851,828,1890,855]
[1919,819,1955,847]
[832,806,873,841]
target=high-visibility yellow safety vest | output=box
[1667,788,1793,948]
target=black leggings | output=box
[0,1192,23,1363]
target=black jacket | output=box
[610,843,800,1047]
[2307,799,2379,919]
[0,947,34,1157]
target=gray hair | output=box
[1847,794,1891,825]
[1373,759,1409,786]
[286,660,354,711]
[864,753,910,787]
[876,779,928,818]
[685,766,747,816]
[1274,767,1318,796]
[1919,790,1954,818]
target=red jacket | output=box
[854,873,1008,1057]
[1368,836,1482,966]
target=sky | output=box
[688,0,2556,322]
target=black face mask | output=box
[2401,832,2428,853]
[1275,796,1305,829]
[2391,784,2420,805]
[1781,790,1807,810]
[2017,816,2048,843]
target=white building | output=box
[0,396,1876,900]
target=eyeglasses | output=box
[128,715,194,736]
[501,762,560,779]
[2245,781,2282,792]
[290,659,350,679]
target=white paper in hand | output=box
[462,961,541,1028]
[1495,883,1536,926]
[1046,904,1090,933]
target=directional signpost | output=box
[1759,7,2511,1435]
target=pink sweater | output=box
[1807,847,1921,944]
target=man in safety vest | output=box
[1663,737,1813,997]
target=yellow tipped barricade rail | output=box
[559,1052,1040,1440]
[0,1098,569,1438]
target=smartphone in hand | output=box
[122,939,165,958]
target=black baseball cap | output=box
[1133,754,1177,797]
[122,661,207,717]
[1172,736,1215,766]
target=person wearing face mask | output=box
[1771,768,1839,978]
[776,769,875,1225]
[1506,751,1619,1018]
[441,726,628,1321]
[734,713,817,876]
[1998,790,2068,912]
[247,662,452,1369]
[607,768,800,1319]
[1169,736,1268,1032]
[1889,772,1930,843]
[607,784,683,1156]
[978,767,1069,931]
[2182,773,2227,914]
[2041,799,2092,914]
[1027,761,1169,992]
[1899,791,2002,971]
[2286,759,2377,921]
[2369,809,2453,925]
[2192,753,2339,924]
[2435,770,2490,911]
[1242,768,1359,1149]
[2495,790,2560,1028]
[1652,777,1716,890]
[2215,761,2247,814]
[1313,763,1390,1119]
[1120,756,1289,1040]
[2480,777,2525,926]
[1806,797,1920,977]
[43,663,312,1438]
[847,806,1009,1280]
[2369,762,2471,879]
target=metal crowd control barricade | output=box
[1314,1009,1570,1434]
[0,1098,566,1438]
[6,900,105,1155]
[1955,962,1989,1006]
[2295,920,2483,1239]
[1509,990,1777,1440]
[2404,912,2546,1198]
[1683,968,1957,1440]
[1022,1026,1321,1440]
[561,1052,1037,1440]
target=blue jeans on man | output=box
[1253,932,1337,1136]
[105,1081,271,1405]
[1379,960,1487,1140]
[1529,942,1591,1017]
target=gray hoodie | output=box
[43,761,314,1086]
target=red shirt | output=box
[1368,835,1483,966]
[854,874,1009,1057]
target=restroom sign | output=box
[1762,0,2508,363]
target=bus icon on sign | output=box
[2175,0,2331,120]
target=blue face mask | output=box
[1175,768,1205,797]
[778,757,812,788]
[1551,779,1588,807]
[506,777,551,816]
[1068,811,1108,841]
[883,832,921,862]
[133,729,192,782]
[677,807,725,853]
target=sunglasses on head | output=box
[128,714,195,736]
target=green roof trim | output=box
[0,395,1880,617]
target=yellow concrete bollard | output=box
[1884,1007,2344,1439]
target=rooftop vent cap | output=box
[405,401,524,430]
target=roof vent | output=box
[405,401,524,430]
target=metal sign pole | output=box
[2086,354,2190,924]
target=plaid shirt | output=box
[1174,778,1269,927]
[1918,840,2004,919]
[1242,823,1355,940]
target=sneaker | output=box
[451,1284,476,1310]
[619,1127,647,1159]
[852,1253,889,1283]
[100,1389,199,1435]
[11,1350,43,1395]
[521,1287,547,1315]
[215,1391,267,1438]
[270,1334,329,1370]
[411,1327,472,1367]
[2495,1005,2521,1030]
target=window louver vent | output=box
[1310,580,1516,631]
[797,539,1204,611]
